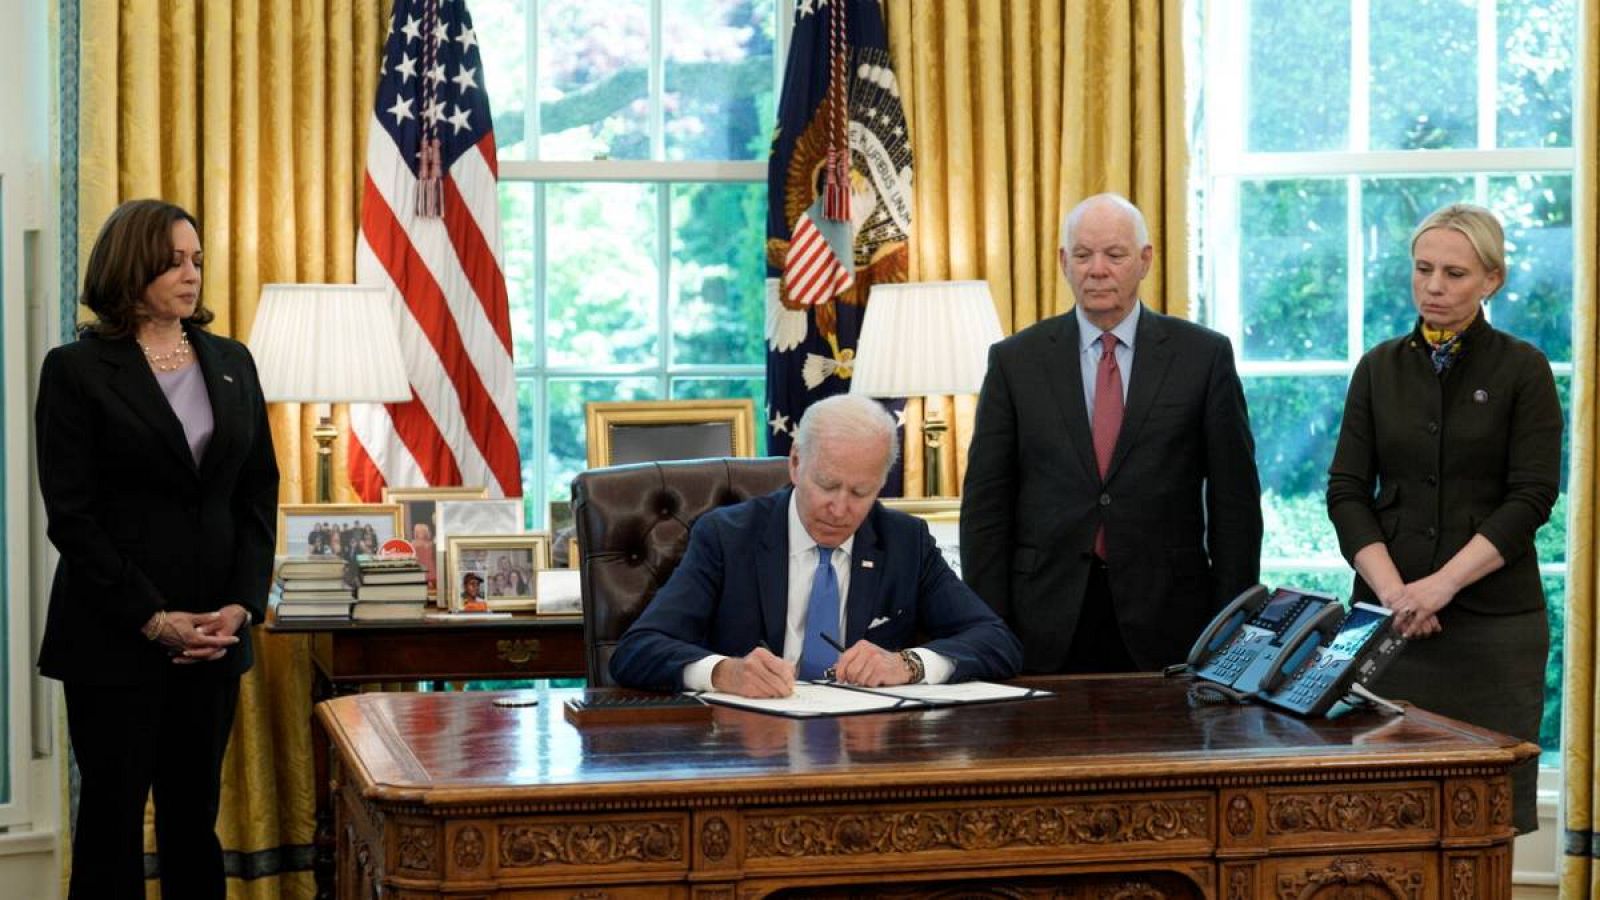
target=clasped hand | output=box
[711,640,915,698]
[149,606,246,664]
[1382,572,1457,639]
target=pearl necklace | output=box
[138,332,192,372]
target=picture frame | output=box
[882,498,962,577]
[444,533,553,612]
[381,486,490,597]
[276,503,404,560]
[433,498,526,603]
[584,398,756,469]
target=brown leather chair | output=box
[571,456,791,686]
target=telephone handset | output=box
[1254,602,1346,694]
[1188,585,1339,690]
[1258,602,1406,717]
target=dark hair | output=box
[79,199,214,338]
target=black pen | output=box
[820,632,847,653]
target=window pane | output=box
[1247,0,1349,151]
[1489,173,1572,361]
[670,182,766,366]
[663,0,777,160]
[546,378,657,509]
[672,377,768,455]
[474,0,529,159]
[516,379,538,527]
[537,0,651,160]
[1359,176,1472,349]
[1541,574,1564,752]
[1497,0,1577,148]
[1239,179,1347,361]
[1258,569,1352,598]
[500,182,539,364]
[1244,375,1346,560]
[546,182,659,367]
[1369,0,1477,150]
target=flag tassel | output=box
[416,139,444,218]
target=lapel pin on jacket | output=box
[860,559,875,569]
[223,374,235,383]
[1473,389,1488,403]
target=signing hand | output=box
[711,646,795,698]
[831,640,914,687]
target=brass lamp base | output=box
[921,411,947,498]
[313,415,339,504]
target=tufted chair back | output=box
[571,456,792,686]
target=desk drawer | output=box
[314,627,588,682]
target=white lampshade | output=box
[249,284,412,403]
[850,280,1004,397]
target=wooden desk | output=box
[317,675,1534,899]
[267,611,586,899]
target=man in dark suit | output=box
[961,193,1263,674]
[611,394,1022,697]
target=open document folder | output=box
[689,680,1050,718]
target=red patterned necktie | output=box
[1092,332,1124,558]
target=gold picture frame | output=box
[584,398,756,469]
[276,503,404,558]
[444,533,553,612]
[380,486,489,597]
[882,498,962,577]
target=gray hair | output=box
[1060,192,1151,252]
[793,394,901,477]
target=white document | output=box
[847,680,1047,705]
[695,682,916,717]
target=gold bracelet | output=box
[143,610,167,641]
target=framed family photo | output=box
[381,485,489,596]
[882,498,962,577]
[276,503,403,561]
[444,533,552,612]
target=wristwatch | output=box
[898,649,925,684]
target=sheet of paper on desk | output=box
[695,683,912,717]
[849,681,1047,704]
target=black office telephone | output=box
[1187,584,1341,692]
[1257,601,1406,717]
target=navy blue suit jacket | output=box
[609,488,1023,691]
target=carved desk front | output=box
[317,673,1534,899]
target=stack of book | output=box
[352,554,429,621]
[273,557,355,622]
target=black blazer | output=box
[1326,316,1561,615]
[609,488,1023,691]
[36,326,279,685]
[961,305,1263,672]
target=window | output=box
[1188,0,1577,753]
[475,0,783,527]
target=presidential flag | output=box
[765,0,913,461]
[349,0,522,500]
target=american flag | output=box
[348,0,522,500]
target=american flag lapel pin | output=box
[223,374,234,383]
[861,559,875,569]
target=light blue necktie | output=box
[798,547,840,680]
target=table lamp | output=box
[850,280,1004,496]
[249,284,411,503]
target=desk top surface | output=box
[319,675,1533,808]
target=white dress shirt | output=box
[1076,301,1139,417]
[681,492,952,689]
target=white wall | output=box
[0,0,64,896]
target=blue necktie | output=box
[798,547,840,680]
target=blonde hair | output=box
[1411,203,1506,296]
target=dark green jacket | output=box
[1326,314,1561,615]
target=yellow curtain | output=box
[1562,0,1600,894]
[883,0,1186,496]
[76,1,388,896]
